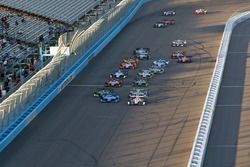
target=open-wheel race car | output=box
[162,19,175,25]
[148,65,165,74]
[119,61,137,69]
[193,8,207,15]
[123,57,139,64]
[128,88,148,99]
[128,96,147,106]
[137,69,154,79]
[134,53,150,60]
[154,21,167,28]
[171,40,187,47]
[104,78,123,87]
[133,48,150,55]
[99,93,120,103]
[171,50,185,59]
[132,78,149,87]
[110,69,128,79]
[153,59,169,68]
[93,88,114,97]
[163,10,176,16]
[177,55,192,63]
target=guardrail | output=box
[0,0,150,152]
[188,11,250,167]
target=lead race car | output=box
[128,96,147,106]
[104,78,123,87]
[99,93,120,103]
[193,8,207,15]
[133,48,150,55]
[109,69,128,79]
[171,39,187,47]
[162,10,176,16]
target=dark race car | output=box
[171,50,185,59]
[100,93,120,103]
[110,69,128,79]
[154,22,167,28]
[162,19,175,25]
[148,65,165,74]
[128,97,147,106]
[132,78,149,87]
[93,88,114,97]
[104,78,123,87]
[163,10,176,16]
[177,55,192,63]
[133,48,150,55]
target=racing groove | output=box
[1,0,250,167]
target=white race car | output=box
[163,10,176,16]
[153,59,169,68]
[193,9,207,15]
[137,69,154,78]
[128,97,147,106]
[134,48,150,55]
[172,40,187,47]
[128,88,148,99]
[148,65,165,74]
[109,70,128,79]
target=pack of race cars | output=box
[92,8,207,105]
[154,8,207,28]
[93,48,170,105]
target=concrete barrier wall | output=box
[0,0,149,152]
[187,12,250,167]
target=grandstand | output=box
[0,0,118,100]
[0,0,103,24]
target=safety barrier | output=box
[0,0,150,151]
[188,12,250,167]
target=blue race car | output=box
[100,93,120,103]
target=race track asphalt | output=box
[204,19,250,167]
[1,0,250,167]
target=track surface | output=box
[1,0,250,167]
[204,19,250,167]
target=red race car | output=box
[193,9,207,15]
[105,78,123,87]
[119,62,137,69]
[162,19,175,25]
